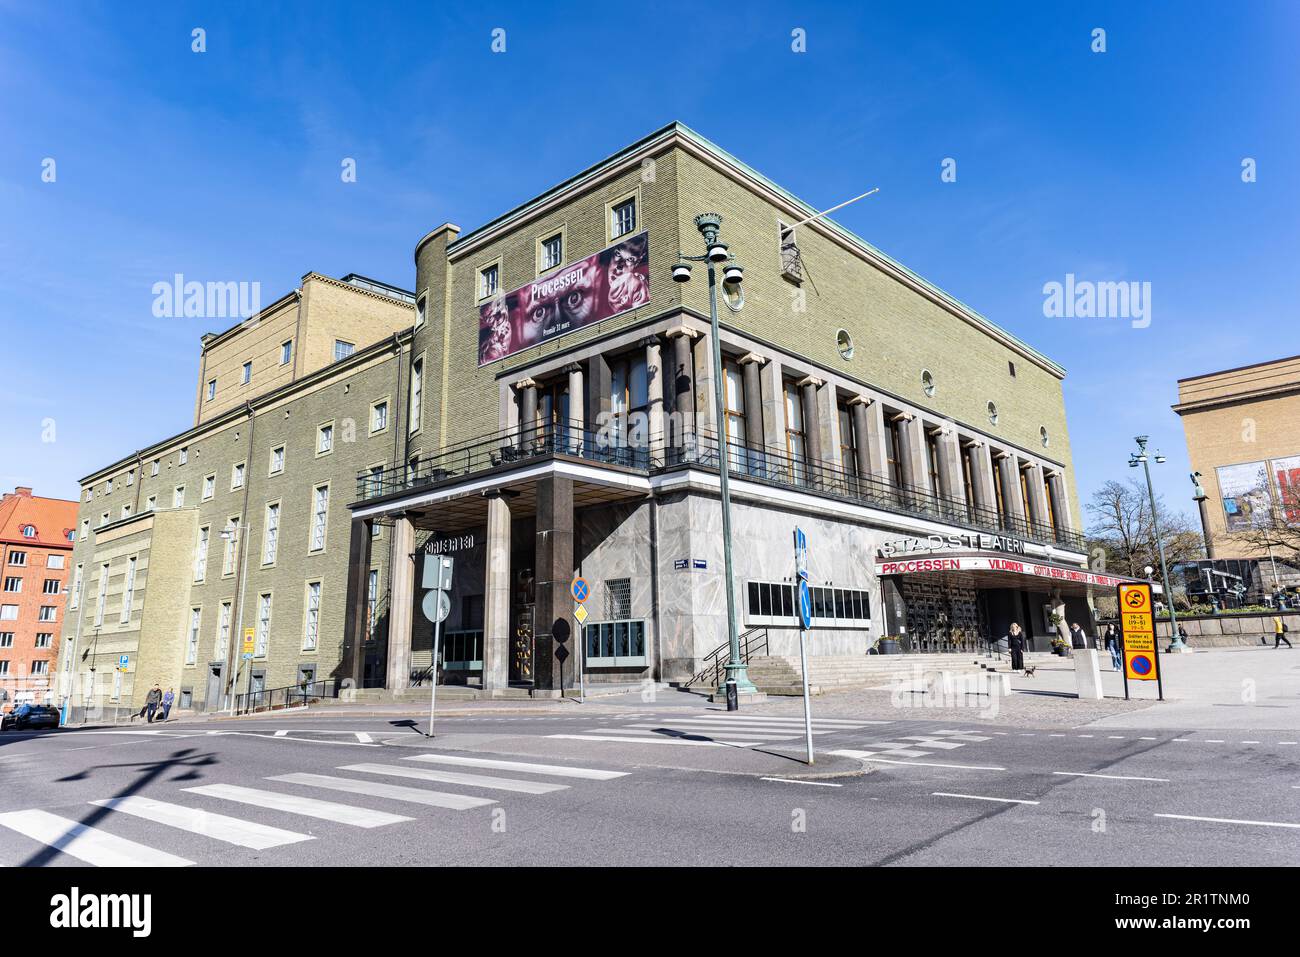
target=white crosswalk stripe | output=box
[548,733,768,747]
[183,783,413,828]
[552,713,880,749]
[90,796,313,849]
[403,754,629,780]
[342,763,569,794]
[0,809,194,867]
[829,729,992,762]
[269,773,497,809]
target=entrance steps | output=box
[686,653,993,696]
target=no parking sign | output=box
[1117,582,1163,700]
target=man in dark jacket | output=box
[145,685,162,723]
[1069,622,1088,650]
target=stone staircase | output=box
[688,653,1000,696]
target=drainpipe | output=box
[224,401,256,709]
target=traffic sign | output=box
[118,654,129,668]
[423,555,454,591]
[797,579,813,630]
[571,577,589,603]
[422,589,450,624]
[573,603,589,625]
[242,627,255,655]
[1117,583,1160,687]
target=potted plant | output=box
[876,635,902,655]
[1050,636,1070,657]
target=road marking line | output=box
[404,754,628,780]
[625,723,798,739]
[355,733,374,743]
[1052,771,1170,782]
[760,777,842,787]
[1139,736,1157,740]
[897,740,966,750]
[341,763,568,794]
[1155,813,1300,830]
[274,730,289,737]
[828,751,1005,770]
[269,773,497,810]
[1241,740,1260,745]
[1049,733,1066,737]
[1107,736,1126,739]
[547,733,765,747]
[1280,742,1298,746]
[691,715,878,726]
[0,809,193,866]
[1077,734,1094,738]
[90,796,313,849]
[932,792,1038,805]
[183,784,411,828]
[1206,739,1225,743]
[1173,738,1191,742]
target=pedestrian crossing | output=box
[828,729,992,761]
[548,712,887,749]
[0,752,631,867]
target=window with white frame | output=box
[2,577,19,593]
[121,505,132,519]
[280,340,292,365]
[241,361,251,384]
[179,447,188,465]
[70,564,83,610]
[6,551,25,567]
[126,469,135,487]
[479,264,499,299]
[309,485,329,552]
[0,632,11,646]
[262,503,279,564]
[43,578,59,595]
[194,526,210,582]
[317,423,333,455]
[415,296,426,328]
[145,496,156,512]
[151,459,160,476]
[94,564,108,626]
[270,445,285,475]
[370,401,388,433]
[541,233,563,271]
[34,633,52,649]
[0,661,8,676]
[0,606,15,622]
[217,601,232,657]
[47,554,65,570]
[745,580,872,627]
[186,608,200,664]
[31,660,48,676]
[203,474,215,500]
[38,606,56,622]
[81,519,90,539]
[409,358,423,432]
[173,486,185,508]
[106,478,113,494]
[255,593,271,656]
[99,512,109,527]
[333,339,355,362]
[207,379,217,401]
[120,556,137,623]
[231,462,245,490]
[303,581,321,651]
[223,518,239,576]
[611,198,636,238]
[366,568,378,639]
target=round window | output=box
[1040,425,1050,447]
[836,329,854,360]
[921,370,935,397]
[987,401,999,425]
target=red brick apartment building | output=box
[0,487,77,709]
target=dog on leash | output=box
[1023,665,1037,677]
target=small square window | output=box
[611,199,636,239]
[281,340,292,365]
[541,234,563,271]
[231,462,245,490]
[270,446,285,475]
[241,361,252,384]
[371,401,388,433]
[334,340,355,362]
[317,424,333,455]
[479,264,499,300]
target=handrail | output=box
[233,679,338,715]
[685,627,769,689]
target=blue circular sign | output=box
[1130,654,1153,676]
[797,580,813,630]
[571,578,589,603]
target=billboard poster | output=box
[1270,455,1300,525]
[477,231,650,366]
[1216,460,1272,531]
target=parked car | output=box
[1,703,60,732]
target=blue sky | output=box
[1,1,1296,526]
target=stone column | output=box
[385,514,415,692]
[739,352,765,477]
[895,414,918,496]
[532,475,574,693]
[643,337,665,466]
[482,494,512,692]
[974,442,998,518]
[997,452,1026,528]
[1025,463,1051,536]
[566,363,584,455]
[340,516,374,691]
[863,398,889,485]
[693,327,717,438]
[798,376,822,486]
[850,397,872,485]
[516,378,538,449]
[1048,472,1074,532]
[666,327,696,450]
[586,353,611,451]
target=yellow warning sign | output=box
[1117,583,1159,682]
[574,604,589,625]
[242,627,256,655]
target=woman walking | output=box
[1006,622,1026,672]
[1103,623,1122,670]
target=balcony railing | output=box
[356,421,1086,552]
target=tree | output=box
[1224,486,1300,566]
[1085,479,1203,593]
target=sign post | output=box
[1117,582,1163,701]
[422,555,454,737]
[571,577,588,704]
[241,628,255,711]
[794,528,814,765]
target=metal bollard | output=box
[725,678,739,712]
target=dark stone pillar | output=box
[851,399,871,481]
[670,332,694,448]
[518,380,538,448]
[340,516,374,690]
[587,354,611,445]
[532,475,574,692]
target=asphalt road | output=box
[2,706,1298,866]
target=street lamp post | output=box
[1190,471,1216,561]
[674,213,757,705]
[1129,437,1188,652]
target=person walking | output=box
[161,687,175,720]
[1069,621,1088,650]
[1103,623,1122,670]
[144,684,162,723]
[1006,622,1026,672]
[1273,615,1293,649]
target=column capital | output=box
[563,362,583,374]
[513,377,537,391]
[638,334,662,349]
[738,351,767,366]
[889,410,914,423]
[665,324,700,340]
[796,374,824,388]
[848,394,873,407]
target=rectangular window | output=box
[611,199,636,239]
[333,339,355,362]
[34,633,52,649]
[583,619,647,667]
[784,381,807,481]
[207,379,217,401]
[745,580,870,627]
[179,447,188,465]
[222,517,239,576]
[81,519,90,539]
[925,429,942,498]
[84,488,92,502]
[151,459,160,476]
[255,593,271,656]
[43,578,59,595]
[262,503,280,564]
[106,478,113,494]
[280,340,292,365]
[0,633,11,647]
[0,661,8,676]
[70,564,83,610]
[31,660,48,676]
[47,555,65,570]
[186,608,200,665]
[194,526,210,582]
[886,414,907,489]
[366,569,378,639]
[100,512,109,527]
[415,297,426,328]
[541,233,563,271]
[126,469,135,487]
[269,445,285,475]
[317,423,333,455]
[203,474,215,500]
[479,264,499,299]
[7,551,25,567]
[174,486,185,508]
[241,361,252,384]
[231,462,245,490]
[217,601,232,657]
[309,485,329,552]
[409,358,423,433]
[120,556,137,623]
[145,496,156,512]
[38,605,55,622]
[303,581,321,651]
[121,504,132,519]
[370,401,388,433]
[2,578,19,593]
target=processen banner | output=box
[477,231,649,366]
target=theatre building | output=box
[342,122,1117,698]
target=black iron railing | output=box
[234,679,338,715]
[355,422,1087,553]
[685,627,770,689]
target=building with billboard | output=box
[0,487,77,709]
